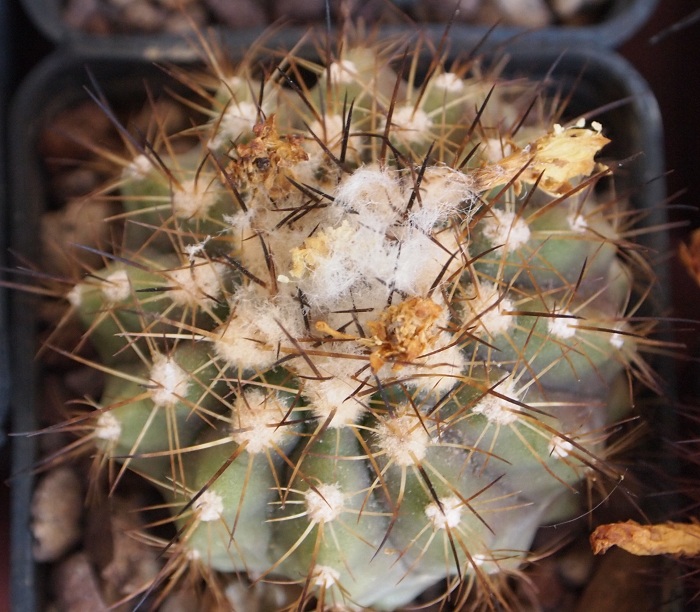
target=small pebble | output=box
[52,553,109,612]
[32,467,83,562]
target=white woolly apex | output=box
[102,269,131,303]
[433,72,465,93]
[332,164,404,230]
[305,483,345,524]
[463,282,514,337]
[384,105,434,146]
[481,210,531,252]
[231,388,290,454]
[472,377,522,425]
[547,310,577,339]
[193,490,224,522]
[172,179,219,219]
[95,411,121,442]
[549,436,574,458]
[290,164,472,308]
[123,153,153,181]
[311,564,341,589]
[425,496,464,530]
[376,412,431,466]
[209,100,260,150]
[327,59,358,84]
[567,212,588,233]
[149,354,191,408]
[167,261,227,308]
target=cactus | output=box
[32,29,661,610]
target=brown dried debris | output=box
[228,114,309,197]
[366,296,444,372]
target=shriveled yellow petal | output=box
[591,520,700,557]
[474,126,610,195]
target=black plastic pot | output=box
[7,37,673,611]
[19,0,659,57]
[0,0,11,452]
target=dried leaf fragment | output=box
[591,519,700,557]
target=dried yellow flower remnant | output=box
[367,296,444,372]
[591,519,700,557]
[228,114,308,195]
[474,125,610,196]
[289,222,355,279]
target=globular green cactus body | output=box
[63,32,655,610]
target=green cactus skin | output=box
[45,30,660,611]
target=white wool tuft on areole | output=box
[305,483,345,524]
[311,565,341,589]
[327,59,358,84]
[567,212,588,233]
[123,153,153,181]
[66,284,83,308]
[214,290,304,371]
[384,105,434,146]
[376,413,431,466]
[481,210,531,252]
[231,388,291,453]
[547,310,577,339]
[610,332,625,349]
[308,114,346,149]
[425,496,464,530]
[172,179,219,219]
[167,261,227,308]
[463,283,514,337]
[549,436,574,458]
[101,269,132,303]
[193,490,224,522]
[149,354,191,408]
[433,72,465,93]
[472,377,521,425]
[95,412,122,442]
[209,100,260,150]
[483,138,513,163]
